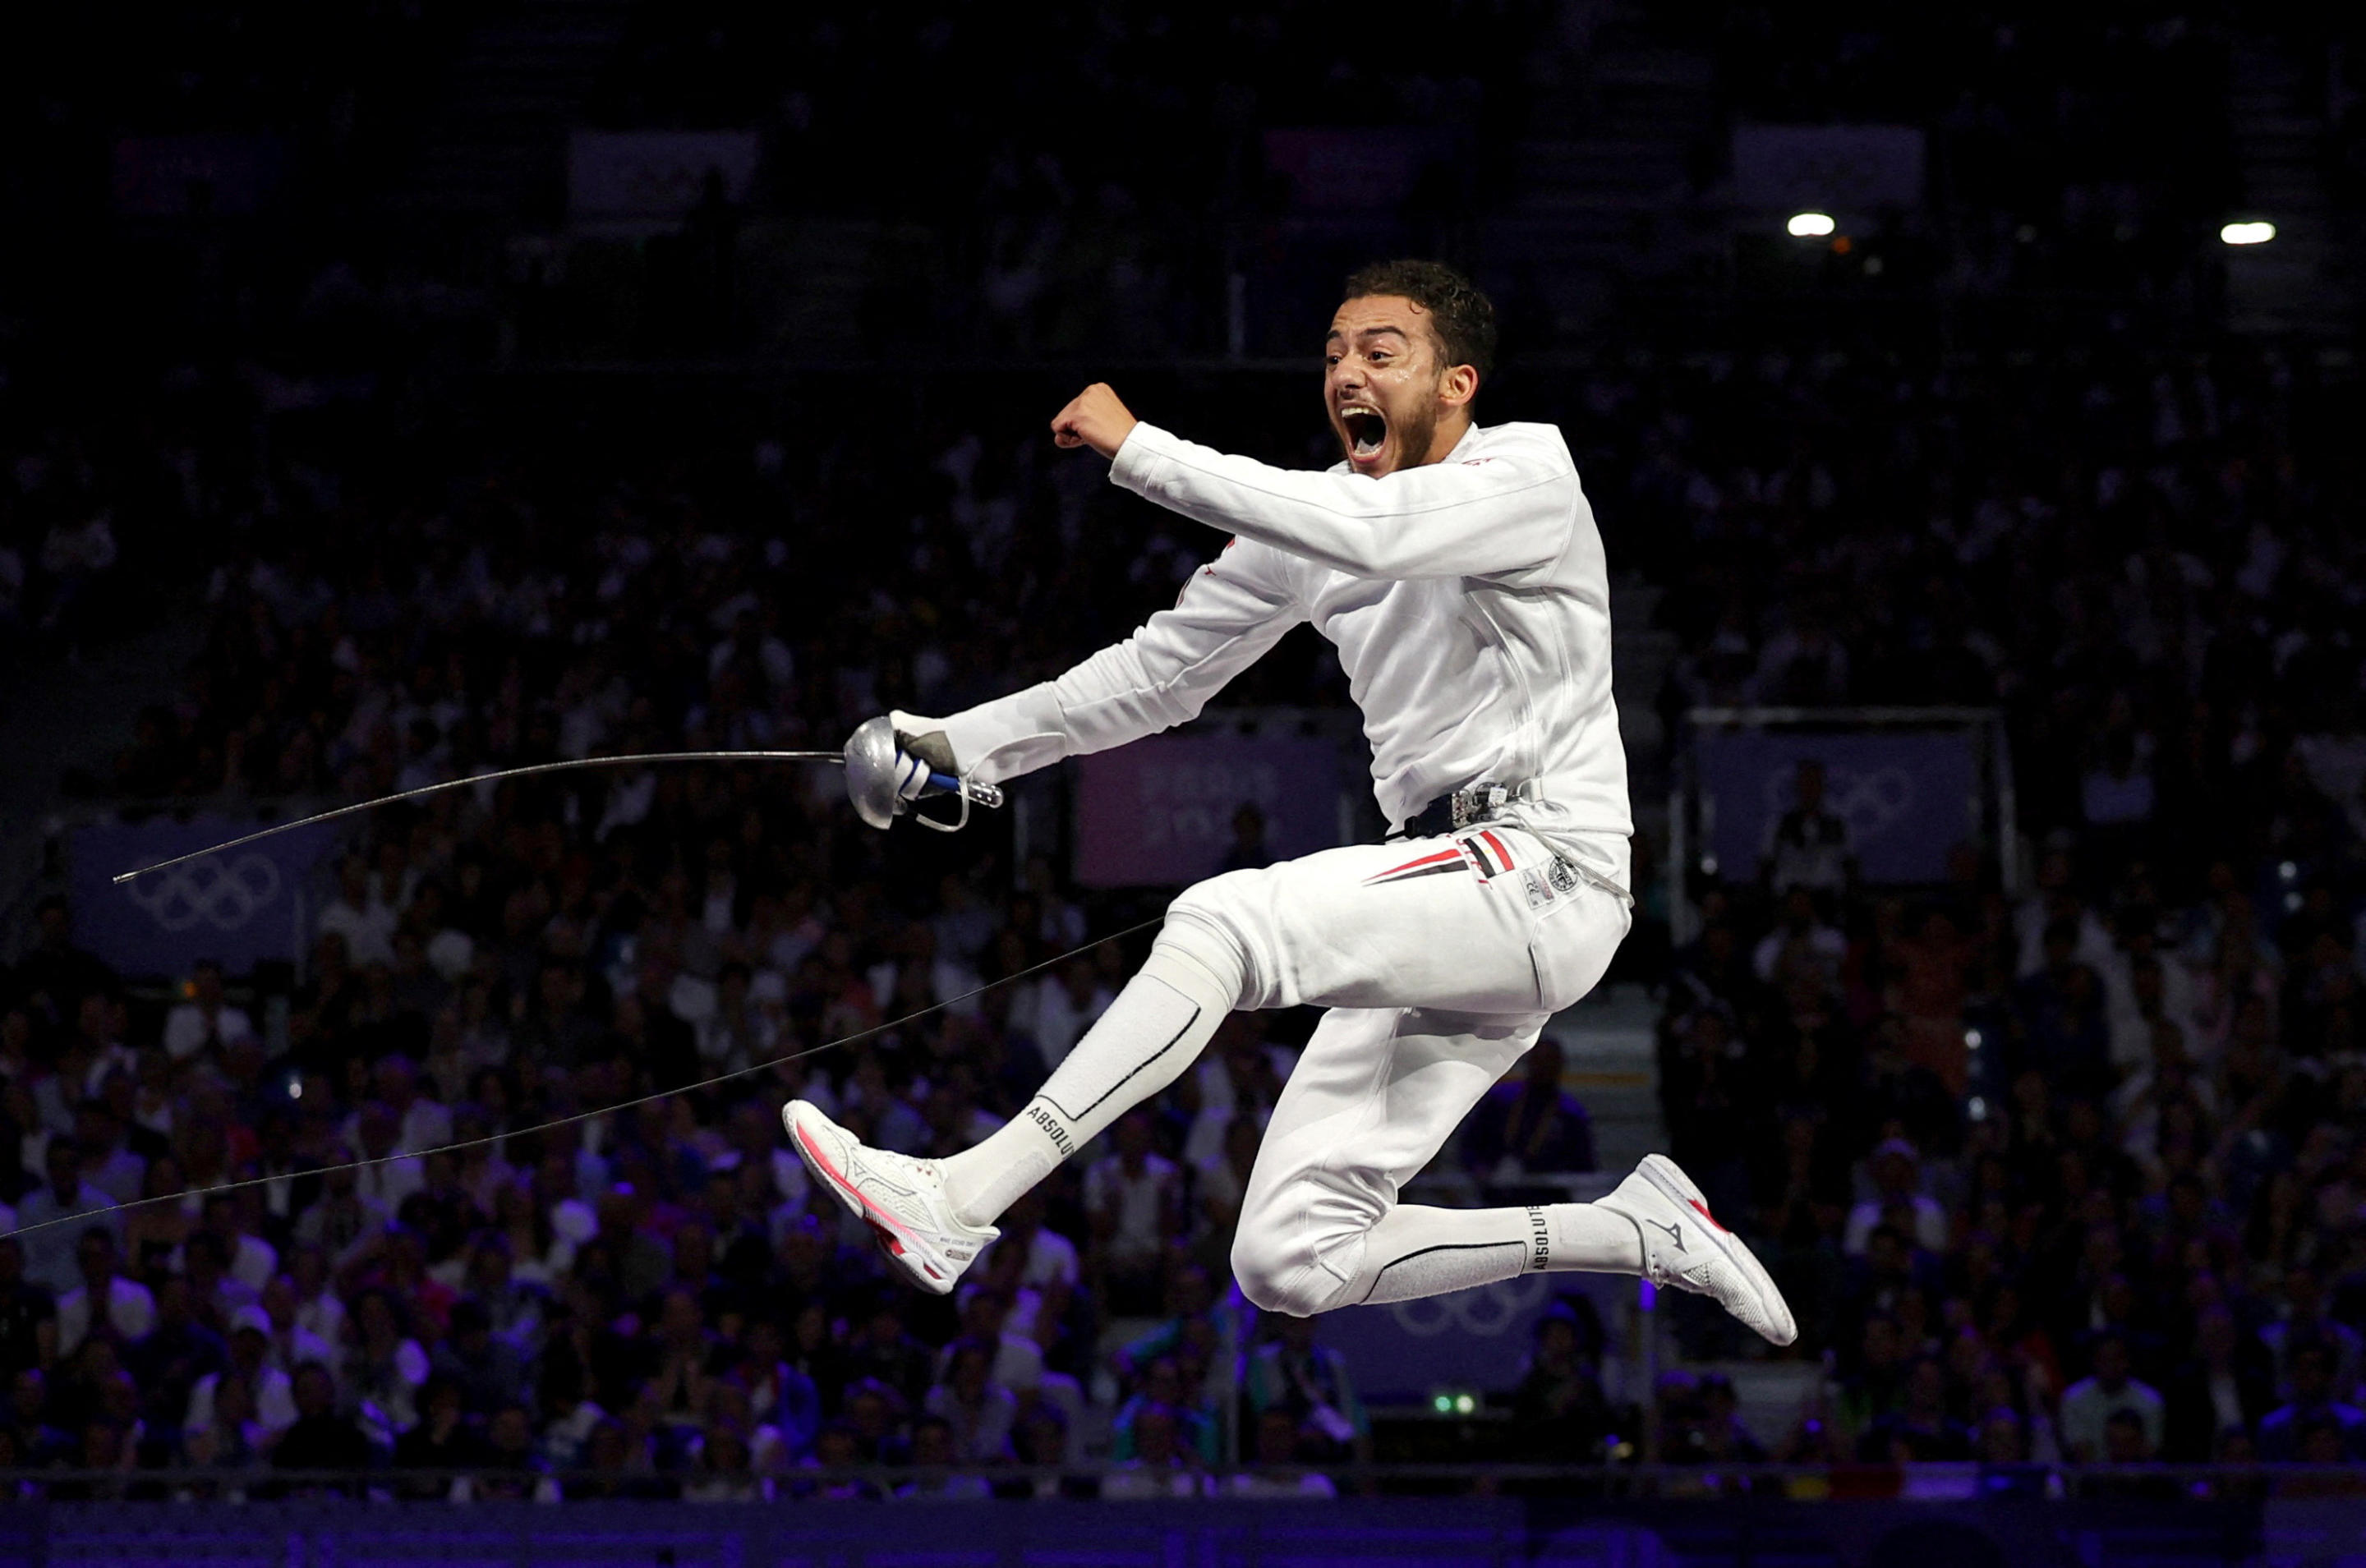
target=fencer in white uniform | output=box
[788,265,1792,1344]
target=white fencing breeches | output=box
[1170,825,1632,1317]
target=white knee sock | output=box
[1328,1202,1646,1308]
[940,918,1242,1228]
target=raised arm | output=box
[908,540,1308,786]
[1106,421,1575,581]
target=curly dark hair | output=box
[1342,259,1498,384]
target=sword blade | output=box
[111,750,845,885]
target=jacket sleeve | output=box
[1109,422,1575,581]
[918,540,1307,785]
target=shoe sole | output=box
[781,1104,955,1294]
[1636,1153,1798,1345]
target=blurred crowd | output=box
[1640,333,2366,1465]
[0,383,1395,1496]
[0,0,2364,1502]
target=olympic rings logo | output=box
[118,853,282,933]
[1385,1268,1551,1338]
[1764,765,1915,842]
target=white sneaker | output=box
[781,1101,997,1295]
[1598,1153,1798,1346]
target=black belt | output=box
[1389,780,1536,841]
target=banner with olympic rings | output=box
[1316,1271,1628,1402]
[1693,727,1982,885]
[70,815,342,978]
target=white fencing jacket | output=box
[923,419,1632,895]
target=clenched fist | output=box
[1050,383,1139,459]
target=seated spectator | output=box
[921,1337,1016,1464]
[1842,1139,1949,1256]
[0,1240,55,1380]
[1464,1037,1597,1180]
[684,1419,771,1502]
[2258,1339,2366,1463]
[292,1166,387,1272]
[1084,1109,1182,1315]
[841,1296,934,1409]
[1687,1371,1770,1463]
[2164,1304,2274,1461]
[1859,1357,1968,1461]
[182,1368,269,1470]
[840,1377,912,1467]
[895,1414,991,1500]
[474,1402,555,1501]
[273,1361,375,1484]
[163,960,254,1062]
[346,1287,430,1442]
[7,1369,68,1467]
[939,1283,1042,1396]
[197,1193,278,1294]
[392,1375,483,1497]
[1111,1356,1217,1464]
[71,1100,146,1207]
[50,1417,139,1501]
[432,1296,530,1416]
[1223,1407,1337,1497]
[55,1229,153,1359]
[1509,1299,1611,1463]
[1241,1309,1368,1459]
[1975,1405,2031,1466]
[1753,887,1847,991]
[2101,1406,2157,1465]
[318,858,397,970]
[566,1414,676,1501]
[730,1319,821,1462]
[124,1276,226,1442]
[16,1143,117,1294]
[256,1274,338,1386]
[1101,1402,1202,1500]
[184,1306,297,1445]
[2060,1332,2166,1463]
[997,1402,1089,1499]
[795,1420,884,1502]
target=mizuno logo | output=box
[1649,1219,1685,1251]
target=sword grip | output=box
[928,773,1003,809]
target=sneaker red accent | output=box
[800,1124,922,1257]
[1688,1198,1729,1235]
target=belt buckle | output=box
[1451,784,1508,830]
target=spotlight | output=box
[1787,212,1836,238]
[2220,221,2276,246]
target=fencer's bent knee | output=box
[1147,884,1253,1012]
[1230,1231,1345,1318]
[1230,1174,1375,1317]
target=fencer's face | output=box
[1324,295,1475,477]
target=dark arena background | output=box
[0,1,2364,1563]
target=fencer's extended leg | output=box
[1226,1000,1794,1341]
[937,914,1242,1226]
[1222,1005,1603,1313]
[784,910,1245,1294]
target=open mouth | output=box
[1341,405,1387,461]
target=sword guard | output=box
[844,717,1001,831]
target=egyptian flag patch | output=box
[1360,847,1469,887]
[1463,830,1517,880]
